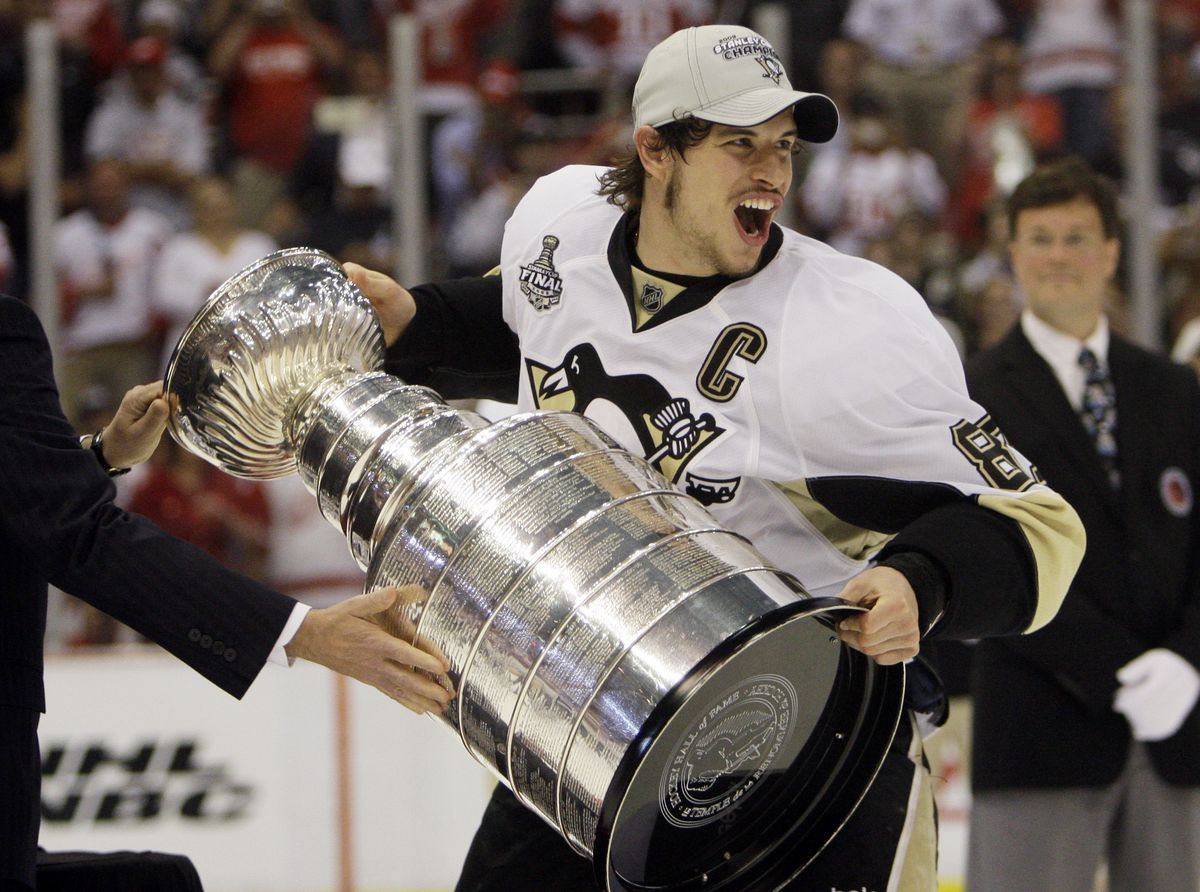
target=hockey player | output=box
[347,24,1085,892]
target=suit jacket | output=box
[0,295,296,882]
[965,324,1200,789]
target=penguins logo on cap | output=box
[756,54,784,85]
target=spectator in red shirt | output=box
[208,0,344,227]
[553,0,713,89]
[129,436,273,582]
[953,41,1065,245]
[370,0,509,116]
[53,0,126,83]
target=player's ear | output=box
[635,125,673,180]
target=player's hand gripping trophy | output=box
[165,248,904,892]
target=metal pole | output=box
[752,3,795,230]
[1124,0,1159,349]
[389,15,427,286]
[27,20,61,359]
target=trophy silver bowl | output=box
[165,248,904,892]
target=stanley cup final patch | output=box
[1160,466,1194,517]
[520,235,564,312]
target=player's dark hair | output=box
[597,118,714,212]
[1006,156,1120,239]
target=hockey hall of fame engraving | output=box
[659,674,799,828]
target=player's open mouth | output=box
[734,195,780,247]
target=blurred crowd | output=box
[2,0,1200,643]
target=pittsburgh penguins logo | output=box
[713,35,786,87]
[526,343,724,483]
[755,54,784,85]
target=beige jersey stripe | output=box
[978,490,1086,633]
[776,478,894,562]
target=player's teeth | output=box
[739,199,773,210]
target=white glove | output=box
[1113,648,1200,742]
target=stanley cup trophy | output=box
[165,248,904,892]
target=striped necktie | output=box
[1078,347,1120,489]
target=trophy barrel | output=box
[357,408,907,890]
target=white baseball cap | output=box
[632,26,839,143]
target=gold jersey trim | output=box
[630,268,688,330]
[776,479,894,562]
[977,490,1085,633]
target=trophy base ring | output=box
[593,599,904,892]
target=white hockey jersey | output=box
[499,165,1082,631]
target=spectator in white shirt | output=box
[132,0,211,104]
[802,96,947,257]
[84,35,211,230]
[151,175,277,372]
[1021,0,1119,167]
[54,158,172,427]
[553,0,714,87]
[843,0,1005,183]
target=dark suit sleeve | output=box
[0,297,296,701]
[991,587,1145,715]
[965,348,1144,714]
[384,275,519,402]
[1162,368,1200,670]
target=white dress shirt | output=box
[844,0,1004,67]
[268,603,312,667]
[1020,309,1111,412]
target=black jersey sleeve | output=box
[805,475,1040,641]
[385,275,520,401]
[875,550,948,638]
[876,500,1038,641]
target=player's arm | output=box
[818,475,1077,664]
[784,294,1083,656]
[345,264,518,401]
[966,361,1200,717]
[875,494,1070,640]
[783,246,1083,666]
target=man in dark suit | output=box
[964,157,1200,890]
[0,294,453,892]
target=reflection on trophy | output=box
[165,248,904,892]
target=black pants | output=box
[0,707,40,890]
[456,714,923,891]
